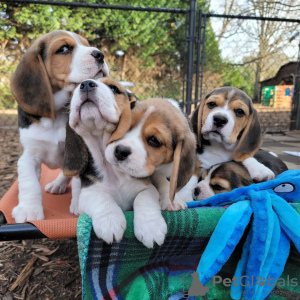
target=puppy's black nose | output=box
[114,145,132,161]
[80,80,98,93]
[213,115,228,128]
[91,50,104,64]
[194,187,201,198]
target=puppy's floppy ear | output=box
[169,131,196,201]
[190,90,214,148]
[63,123,89,177]
[107,92,137,144]
[233,109,262,161]
[10,42,55,119]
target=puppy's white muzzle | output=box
[69,79,118,131]
[105,141,150,178]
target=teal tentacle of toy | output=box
[187,170,300,300]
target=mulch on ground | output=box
[0,128,81,300]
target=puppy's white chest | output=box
[199,145,233,169]
[21,112,68,144]
[19,112,68,169]
[105,171,147,211]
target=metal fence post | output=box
[185,0,197,115]
[195,10,206,109]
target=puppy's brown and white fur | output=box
[190,87,275,182]
[105,98,197,212]
[11,30,108,222]
[193,149,288,200]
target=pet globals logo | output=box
[212,275,298,289]
[179,272,209,298]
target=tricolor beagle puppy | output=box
[190,87,275,182]
[193,150,288,201]
[105,98,197,212]
[10,30,109,222]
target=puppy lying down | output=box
[64,81,196,247]
[193,149,288,201]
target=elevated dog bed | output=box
[0,165,77,240]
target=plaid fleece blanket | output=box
[77,206,300,300]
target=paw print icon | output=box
[256,276,266,286]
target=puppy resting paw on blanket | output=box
[105,98,196,246]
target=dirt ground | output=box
[0,129,81,300]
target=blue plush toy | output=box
[187,170,300,300]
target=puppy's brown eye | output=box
[56,44,73,54]
[211,184,225,191]
[147,136,162,148]
[207,102,217,109]
[235,109,245,118]
[108,85,121,94]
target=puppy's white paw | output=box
[45,180,68,194]
[69,200,80,216]
[12,204,44,222]
[92,209,126,244]
[248,165,275,182]
[166,197,187,212]
[160,194,187,211]
[159,193,171,210]
[134,213,167,248]
[243,158,276,182]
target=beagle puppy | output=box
[193,150,288,201]
[10,30,109,222]
[105,98,197,212]
[65,91,195,247]
[190,87,275,182]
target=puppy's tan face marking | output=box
[139,112,176,175]
[210,176,231,194]
[194,161,253,200]
[44,32,75,89]
[105,98,196,196]
[227,99,250,144]
[108,100,181,177]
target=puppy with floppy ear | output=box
[11,30,109,222]
[193,149,288,201]
[190,87,275,182]
[105,98,197,243]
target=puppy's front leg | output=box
[13,152,44,222]
[243,157,275,182]
[134,184,167,248]
[69,177,81,215]
[79,183,126,244]
[45,170,71,194]
[151,171,193,211]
